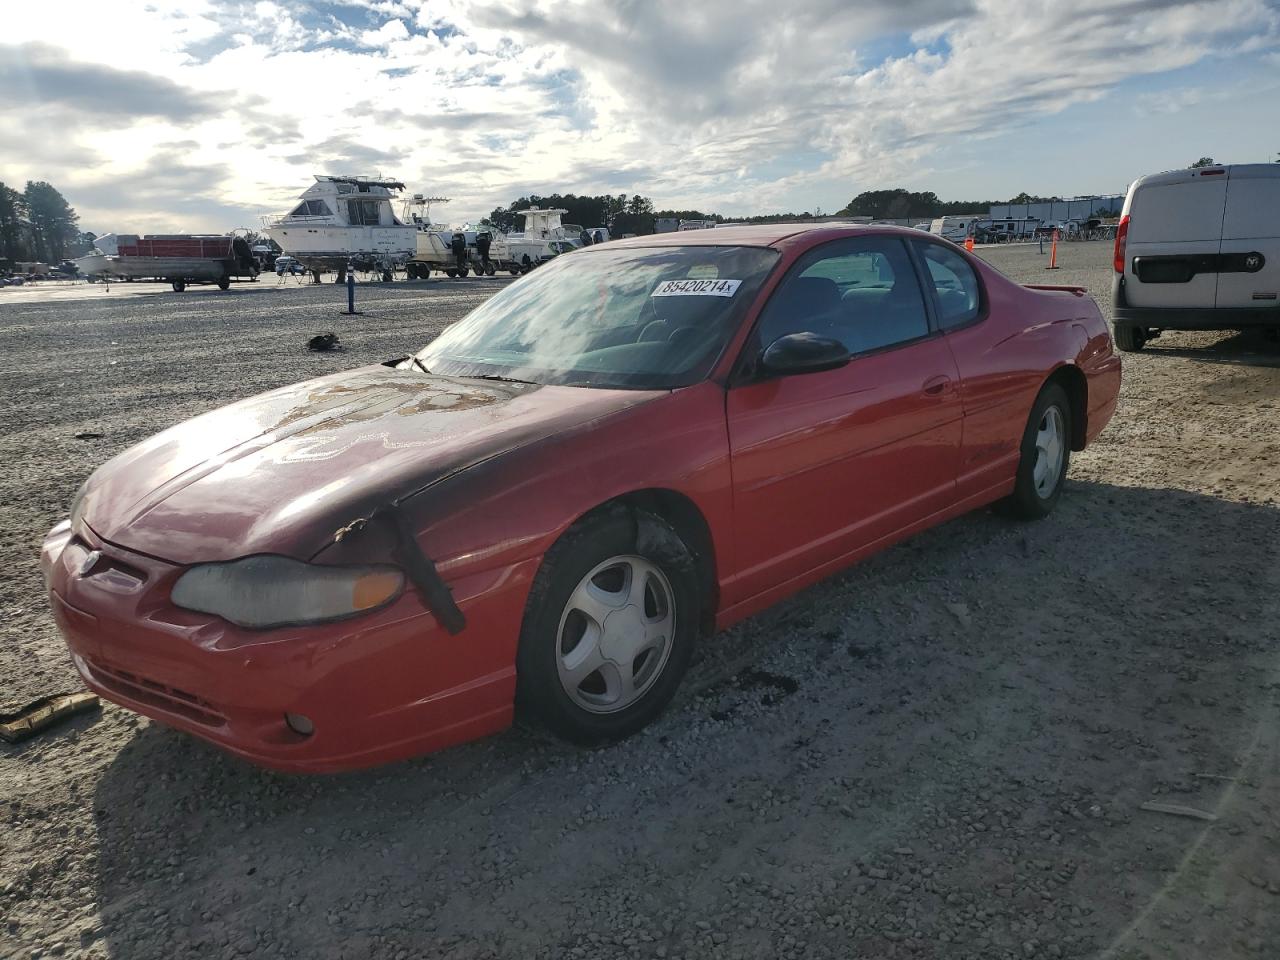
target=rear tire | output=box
[1001,382,1072,520]
[516,508,700,745]
[170,279,185,292]
[1113,324,1146,352]
[217,275,231,291]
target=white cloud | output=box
[359,17,411,46]
[0,0,1277,231]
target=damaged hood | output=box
[80,365,662,563]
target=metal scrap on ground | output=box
[0,692,100,743]
[1139,800,1219,822]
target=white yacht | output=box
[263,175,416,278]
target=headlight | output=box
[170,555,405,629]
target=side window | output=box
[292,199,331,216]
[346,199,382,225]
[919,243,981,330]
[756,237,930,356]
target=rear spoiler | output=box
[1024,284,1087,297]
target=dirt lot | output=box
[3,244,1279,960]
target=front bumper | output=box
[41,521,535,772]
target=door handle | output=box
[922,375,952,396]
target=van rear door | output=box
[1123,168,1227,310]
[1215,165,1280,310]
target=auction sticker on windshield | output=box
[652,279,741,297]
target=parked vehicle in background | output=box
[678,220,718,231]
[1112,163,1280,351]
[912,222,932,231]
[275,256,306,276]
[929,216,982,242]
[75,234,259,291]
[41,224,1120,772]
[976,219,1041,243]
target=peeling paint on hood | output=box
[79,365,662,564]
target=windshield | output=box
[415,245,779,389]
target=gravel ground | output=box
[3,244,1279,960]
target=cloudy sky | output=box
[1,0,1278,232]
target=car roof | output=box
[603,222,924,250]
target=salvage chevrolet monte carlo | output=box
[41,225,1121,773]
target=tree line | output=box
[487,193,731,237]
[0,181,88,264]
[486,187,1120,235]
[835,188,1094,220]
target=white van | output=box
[1112,163,1280,351]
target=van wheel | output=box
[516,509,699,744]
[1114,324,1146,352]
[1001,383,1071,520]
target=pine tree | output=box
[24,181,79,262]
[0,182,28,263]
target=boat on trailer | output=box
[263,175,417,281]
[74,234,259,291]
[402,197,520,278]
[506,208,578,271]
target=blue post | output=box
[339,259,361,315]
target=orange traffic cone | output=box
[964,235,975,252]
[1046,229,1060,270]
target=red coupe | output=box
[41,225,1120,772]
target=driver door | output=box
[724,236,963,606]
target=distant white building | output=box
[990,195,1124,221]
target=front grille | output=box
[86,658,226,727]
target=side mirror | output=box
[760,333,850,376]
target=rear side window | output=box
[919,243,981,329]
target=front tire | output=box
[1113,324,1146,352]
[516,509,700,744]
[1002,382,1071,520]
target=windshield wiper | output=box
[408,356,430,374]
[465,373,537,385]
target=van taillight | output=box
[1113,215,1130,274]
